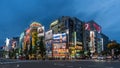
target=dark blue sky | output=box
[0,0,120,46]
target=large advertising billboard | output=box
[84,23,101,33]
[37,26,44,37]
[52,33,68,58]
[84,23,90,30]
[46,40,52,58]
[89,31,95,53]
[45,30,52,40]
[12,41,17,49]
[93,23,101,33]
[53,33,66,43]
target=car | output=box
[92,55,97,59]
[97,56,106,60]
[106,56,112,59]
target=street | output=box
[0,59,120,68]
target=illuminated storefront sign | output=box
[89,31,95,53]
[53,33,66,43]
[46,40,52,58]
[52,33,68,58]
[12,41,17,49]
[85,23,101,33]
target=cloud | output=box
[0,0,76,45]
[0,0,120,46]
[73,0,120,42]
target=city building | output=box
[0,48,4,58]
[101,33,109,51]
[45,30,53,59]
[83,20,102,56]
[19,22,46,60]
[50,16,83,59]
[0,16,111,60]
[10,37,20,59]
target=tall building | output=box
[19,22,46,60]
[83,20,102,55]
[101,33,109,51]
[45,30,53,59]
[50,16,83,59]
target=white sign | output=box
[37,26,44,37]
[5,38,10,47]
[45,30,52,40]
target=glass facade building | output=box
[83,20,102,55]
[83,20,109,56]
[101,33,109,51]
[50,16,83,59]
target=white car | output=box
[97,56,106,60]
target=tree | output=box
[107,41,120,56]
[107,42,118,49]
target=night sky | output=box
[0,0,120,46]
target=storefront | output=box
[52,33,69,59]
[45,30,53,59]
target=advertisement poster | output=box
[84,23,90,30]
[53,33,66,43]
[93,23,101,33]
[89,31,95,53]
[46,40,52,58]
[37,26,44,37]
[45,30,52,40]
[52,33,68,58]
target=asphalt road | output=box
[0,59,120,68]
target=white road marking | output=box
[17,64,20,68]
[67,66,73,67]
[53,63,64,66]
[105,66,114,68]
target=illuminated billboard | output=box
[84,23,90,30]
[89,31,95,53]
[84,22,101,33]
[93,23,101,33]
[37,26,44,37]
[53,33,66,43]
[46,40,52,58]
[12,41,17,49]
[52,33,68,58]
[45,30,52,40]
[50,20,58,27]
